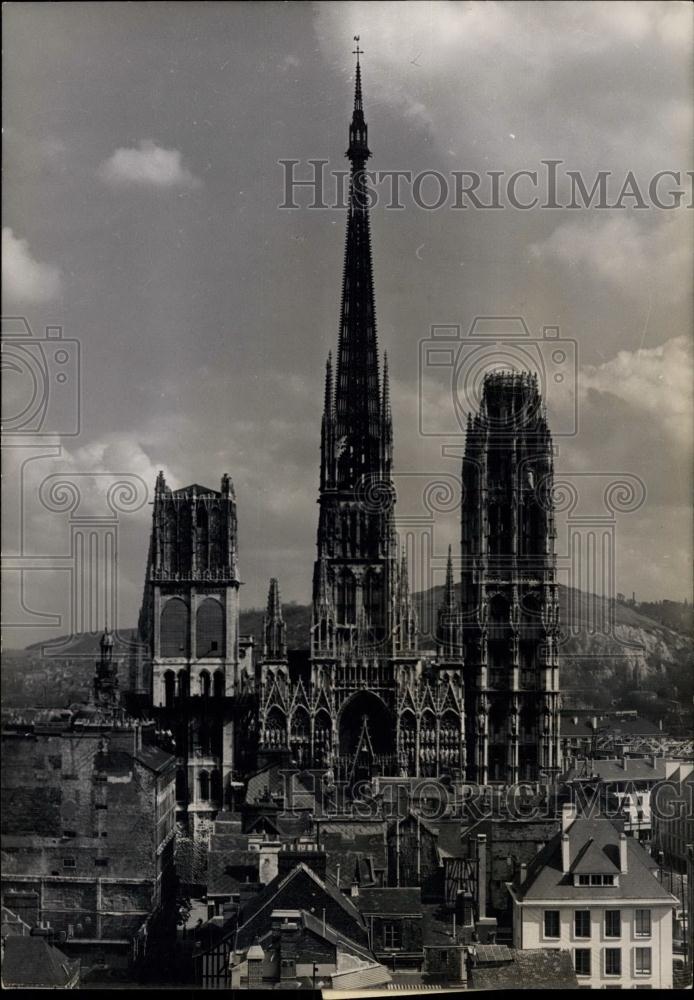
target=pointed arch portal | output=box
[338,691,394,756]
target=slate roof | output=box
[471,948,579,990]
[235,862,367,950]
[512,816,678,902]
[421,906,462,948]
[560,713,661,739]
[571,837,620,875]
[435,821,470,859]
[208,851,259,897]
[1,935,80,988]
[356,887,422,916]
[135,744,175,773]
[563,757,666,783]
[319,820,388,888]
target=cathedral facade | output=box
[133,54,561,838]
[256,57,466,783]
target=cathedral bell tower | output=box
[461,373,560,783]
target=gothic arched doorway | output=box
[339,691,393,754]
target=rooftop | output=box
[512,815,678,902]
[471,947,579,990]
[1,934,80,989]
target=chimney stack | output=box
[477,834,487,920]
[561,833,571,873]
[518,863,527,886]
[561,802,576,833]
[619,832,628,874]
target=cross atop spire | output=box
[347,37,370,163]
[352,37,364,114]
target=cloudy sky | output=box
[2,1,692,648]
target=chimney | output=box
[622,757,629,770]
[561,833,571,873]
[659,719,663,731]
[561,803,576,833]
[350,879,359,899]
[619,832,628,874]
[477,834,487,920]
[518,863,527,886]
[335,863,341,888]
[651,754,658,769]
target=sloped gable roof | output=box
[2,935,79,988]
[514,816,677,902]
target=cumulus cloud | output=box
[2,227,62,303]
[581,334,693,449]
[529,209,692,303]
[98,140,201,189]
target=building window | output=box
[94,858,109,867]
[213,670,225,698]
[196,598,225,658]
[63,857,76,869]
[634,909,651,937]
[634,948,651,975]
[605,910,621,938]
[577,874,590,886]
[603,875,615,886]
[544,910,560,939]
[382,922,402,949]
[605,948,621,976]
[199,770,210,801]
[574,910,591,938]
[574,949,591,976]
[160,598,189,657]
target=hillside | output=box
[3,586,691,724]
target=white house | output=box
[507,805,678,989]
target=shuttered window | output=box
[196,598,224,658]
[160,598,189,657]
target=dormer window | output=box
[574,873,617,887]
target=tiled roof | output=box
[513,816,678,902]
[472,948,579,990]
[330,957,391,990]
[1,935,79,988]
[356,888,421,915]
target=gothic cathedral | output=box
[133,54,560,853]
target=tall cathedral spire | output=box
[312,40,400,651]
[263,577,286,661]
[332,41,382,488]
